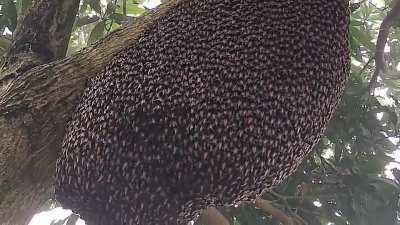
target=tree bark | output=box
[0,1,181,224]
[11,0,80,62]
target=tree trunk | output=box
[0,1,181,224]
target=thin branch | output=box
[319,155,339,173]
[202,207,229,225]
[10,0,80,62]
[105,0,119,33]
[123,0,127,16]
[270,191,296,215]
[255,197,294,225]
[359,57,374,77]
[293,214,307,225]
[369,0,400,93]
[65,214,79,225]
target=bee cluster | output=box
[55,1,349,224]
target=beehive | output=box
[55,1,350,224]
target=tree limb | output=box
[369,0,400,93]
[255,197,294,225]
[202,207,230,225]
[0,1,183,225]
[10,0,80,62]
[0,0,182,117]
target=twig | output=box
[319,155,339,173]
[255,197,294,225]
[359,57,374,76]
[270,191,296,215]
[293,214,308,225]
[202,207,229,225]
[65,214,79,225]
[369,0,400,93]
[105,0,119,33]
[123,0,127,16]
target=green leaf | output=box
[79,1,89,14]
[369,176,400,191]
[15,0,31,16]
[1,0,18,31]
[105,2,117,16]
[350,17,364,26]
[116,1,144,16]
[87,21,105,45]
[65,214,79,225]
[0,35,11,51]
[109,12,132,25]
[350,25,376,52]
[49,217,69,225]
[88,0,102,14]
[360,158,386,174]
[73,15,100,31]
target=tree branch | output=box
[255,197,294,225]
[0,1,183,225]
[0,0,181,117]
[10,0,80,62]
[201,207,230,225]
[369,0,400,93]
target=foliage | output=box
[215,1,400,225]
[0,0,146,57]
[1,0,399,224]
[69,0,145,55]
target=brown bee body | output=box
[55,1,349,224]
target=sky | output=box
[29,0,397,224]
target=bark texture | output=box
[10,0,80,62]
[0,1,181,224]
